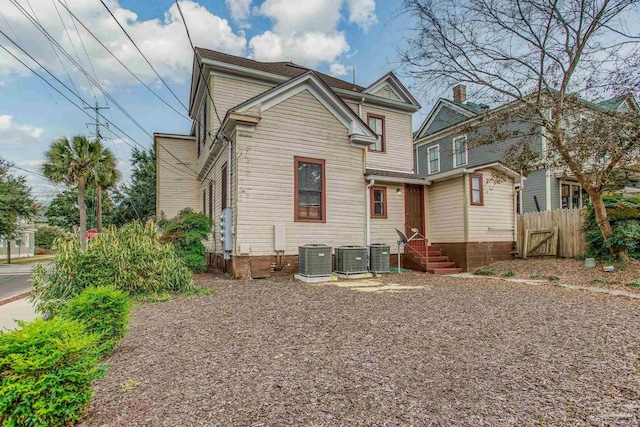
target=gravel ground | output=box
[481,259,640,294]
[81,273,640,426]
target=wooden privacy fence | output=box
[517,209,586,259]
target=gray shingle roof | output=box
[196,48,364,92]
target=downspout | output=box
[366,179,375,246]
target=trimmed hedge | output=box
[583,196,640,260]
[61,286,130,355]
[0,318,105,427]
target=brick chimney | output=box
[453,84,467,103]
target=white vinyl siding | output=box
[235,89,367,256]
[370,183,405,254]
[362,105,413,173]
[453,136,468,167]
[467,171,515,242]
[155,136,199,219]
[428,177,465,242]
[427,145,440,174]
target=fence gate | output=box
[523,227,559,259]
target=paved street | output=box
[0,273,32,301]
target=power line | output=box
[99,0,189,113]
[56,0,193,124]
[50,0,96,100]
[0,33,199,183]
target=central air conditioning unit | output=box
[298,244,332,277]
[369,243,390,273]
[334,245,368,275]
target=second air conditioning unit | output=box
[369,243,390,273]
[334,245,368,275]
[298,244,332,277]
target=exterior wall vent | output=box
[335,245,368,275]
[298,244,332,277]
[369,244,390,273]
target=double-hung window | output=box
[208,182,213,219]
[427,145,440,174]
[453,136,468,167]
[370,186,387,218]
[295,157,325,222]
[367,114,385,152]
[470,173,483,206]
[221,164,228,211]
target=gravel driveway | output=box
[81,273,640,426]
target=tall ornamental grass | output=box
[31,221,193,318]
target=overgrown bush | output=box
[31,221,194,318]
[583,196,640,260]
[61,286,130,355]
[0,318,105,427]
[34,225,67,252]
[160,208,213,273]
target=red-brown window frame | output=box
[202,189,206,213]
[469,173,484,206]
[370,186,387,218]
[221,163,228,211]
[366,113,386,153]
[294,156,326,223]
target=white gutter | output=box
[366,179,375,247]
[365,175,428,186]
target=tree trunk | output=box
[6,239,10,265]
[78,179,87,250]
[97,186,103,233]
[590,192,628,260]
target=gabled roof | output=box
[597,93,638,111]
[414,98,480,139]
[425,161,522,184]
[196,48,364,92]
[228,70,378,147]
[362,72,421,108]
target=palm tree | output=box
[92,146,119,233]
[42,136,102,250]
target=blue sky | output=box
[0,0,440,201]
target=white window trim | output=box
[427,145,440,175]
[452,135,468,167]
[24,233,30,248]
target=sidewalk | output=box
[0,298,38,331]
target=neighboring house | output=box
[156,49,522,277]
[414,86,640,213]
[0,218,36,260]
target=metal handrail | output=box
[404,224,429,270]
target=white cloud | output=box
[346,0,377,30]
[329,63,349,77]
[249,31,349,67]
[259,0,343,33]
[0,115,43,144]
[225,0,252,27]
[0,0,246,88]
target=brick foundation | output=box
[432,242,515,272]
[207,252,406,279]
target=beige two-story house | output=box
[156,49,521,277]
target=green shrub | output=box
[61,286,130,355]
[583,196,640,260]
[473,268,497,276]
[0,318,105,427]
[160,208,213,273]
[34,225,67,252]
[31,221,193,318]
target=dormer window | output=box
[367,113,385,152]
[453,136,468,167]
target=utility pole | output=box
[84,102,109,232]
